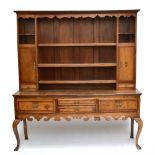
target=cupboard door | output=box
[19,46,37,90]
[118,46,135,89]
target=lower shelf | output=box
[38,80,116,84]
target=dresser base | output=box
[13,90,143,150]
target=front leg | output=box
[23,119,28,140]
[130,118,134,138]
[12,119,21,151]
[135,118,143,150]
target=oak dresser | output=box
[13,10,143,151]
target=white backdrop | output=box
[0,0,154,154]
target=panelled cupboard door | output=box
[19,46,37,90]
[118,46,135,89]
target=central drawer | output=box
[17,100,55,113]
[58,98,96,113]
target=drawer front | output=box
[17,101,55,113]
[58,98,96,113]
[99,98,137,112]
[58,98,96,106]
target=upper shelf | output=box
[38,43,116,47]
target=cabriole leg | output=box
[12,119,21,151]
[135,118,143,150]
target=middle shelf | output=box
[38,46,116,64]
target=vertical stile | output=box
[35,17,39,90]
[134,15,137,89]
[116,17,119,90]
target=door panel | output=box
[19,46,37,90]
[118,46,135,82]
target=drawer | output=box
[17,101,55,113]
[99,98,137,112]
[58,98,96,113]
[59,105,96,113]
[58,98,96,106]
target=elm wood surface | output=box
[13,10,142,150]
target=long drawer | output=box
[99,98,138,112]
[17,100,55,113]
[58,98,97,113]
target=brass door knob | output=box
[124,61,128,67]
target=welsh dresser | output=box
[13,10,143,151]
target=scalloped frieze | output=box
[17,13,136,20]
[18,114,135,122]
[34,13,136,19]
[36,14,116,19]
[18,15,35,19]
[119,15,135,18]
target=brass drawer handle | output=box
[32,102,39,109]
[44,104,50,110]
[75,100,79,112]
[75,100,79,105]
[75,107,79,112]
[116,103,122,108]
[115,100,122,108]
